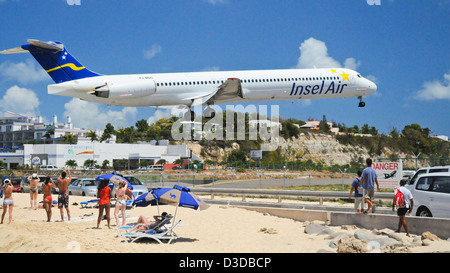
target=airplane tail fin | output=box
[0,39,101,83]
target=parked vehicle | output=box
[50,177,78,194]
[405,165,450,190]
[10,177,21,192]
[39,165,59,171]
[121,175,148,197]
[20,176,45,193]
[409,172,450,218]
[68,178,98,196]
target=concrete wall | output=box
[241,206,450,239]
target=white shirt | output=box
[394,186,413,208]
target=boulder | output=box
[305,223,329,235]
[421,231,440,241]
[354,229,378,242]
[337,237,368,253]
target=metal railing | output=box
[190,187,394,204]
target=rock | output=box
[375,237,398,247]
[422,239,432,246]
[327,231,351,240]
[259,227,277,234]
[354,229,378,242]
[421,231,440,241]
[373,228,395,236]
[318,227,334,236]
[337,237,368,253]
[381,243,411,253]
[328,233,352,248]
[387,232,403,242]
[341,225,358,230]
[305,223,328,235]
[412,236,422,247]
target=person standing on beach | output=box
[28,173,39,209]
[359,158,380,213]
[57,169,71,222]
[42,176,56,222]
[97,179,112,229]
[349,170,364,212]
[1,178,14,224]
[392,179,413,236]
[114,181,128,227]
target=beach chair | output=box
[122,220,181,244]
[80,199,99,208]
[116,214,173,238]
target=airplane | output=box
[0,39,377,118]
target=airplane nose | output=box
[367,80,377,94]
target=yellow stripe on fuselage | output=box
[46,63,85,73]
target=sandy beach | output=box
[1,192,449,253]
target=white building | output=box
[1,142,192,170]
[0,111,103,149]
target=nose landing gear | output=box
[358,96,366,108]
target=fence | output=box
[133,171,358,191]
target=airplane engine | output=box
[93,80,156,99]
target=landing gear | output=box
[358,96,366,108]
[184,110,195,121]
[203,106,216,118]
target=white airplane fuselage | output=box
[48,68,377,107]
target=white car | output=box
[68,178,98,197]
[410,172,450,218]
[405,165,450,190]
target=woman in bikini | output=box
[114,181,128,227]
[96,179,112,229]
[1,178,14,224]
[42,176,56,222]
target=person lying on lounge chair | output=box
[135,212,168,230]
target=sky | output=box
[0,0,449,137]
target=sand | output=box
[1,192,449,253]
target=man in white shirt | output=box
[392,179,414,236]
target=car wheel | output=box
[417,207,432,217]
[82,192,86,196]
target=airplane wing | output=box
[189,78,244,106]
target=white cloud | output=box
[296,37,360,70]
[63,99,138,129]
[0,58,49,84]
[414,70,450,101]
[0,85,40,117]
[143,44,162,60]
[147,108,174,125]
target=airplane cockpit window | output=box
[357,74,362,78]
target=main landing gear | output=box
[183,106,216,121]
[358,96,366,108]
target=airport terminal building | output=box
[1,142,195,170]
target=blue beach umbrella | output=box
[154,185,209,211]
[133,190,161,207]
[96,173,133,190]
[133,185,209,222]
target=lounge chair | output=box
[80,199,99,208]
[116,214,173,238]
[121,220,181,244]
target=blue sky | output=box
[0,0,449,137]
